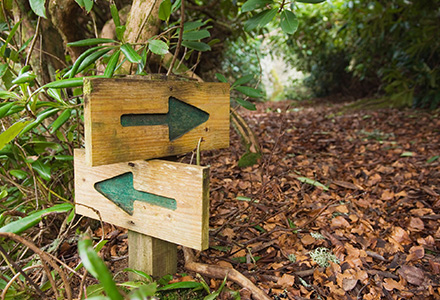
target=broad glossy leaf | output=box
[78,238,124,300]
[74,47,113,75]
[123,268,152,282]
[182,30,210,41]
[83,0,93,12]
[9,169,28,179]
[159,0,172,21]
[0,21,21,56]
[148,40,169,55]
[235,98,257,110]
[181,41,211,52]
[244,9,277,31]
[0,203,73,234]
[234,86,263,98]
[30,0,46,18]
[19,108,60,136]
[121,44,142,63]
[67,46,107,78]
[12,71,36,84]
[242,0,273,13]
[0,102,15,118]
[67,38,116,47]
[183,21,205,31]
[0,121,30,150]
[280,10,299,34]
[31,160,51,181]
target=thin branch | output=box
[167,0,185,76]
[25,17,41,66]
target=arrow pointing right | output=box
[121,96,210,141]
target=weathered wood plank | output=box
[128,231,177,279]
[84,78,229,166]
[74,149,210,250]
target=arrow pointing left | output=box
[94,172,177,215]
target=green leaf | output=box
[49,109,72,134]
[78,238,124,300]
[84,0,94,13]
[238,151,261,167]
[12,71,36,84]
[400,151,415,157]
[121,44,142,63]
[19,108,60,136]
[67,38,117,47]
[232,74,254,87]
[280,10,299,34]
[0,102,15,118]
[0,203,73,234]
[182,30,210,41]
[110,4,121,27]
[42,78,84,89]
[183,21,205,31]
[129,283,157,299]
[0,21,21,56]
[234,86,263,98]
[66,46,107,78]
[215,73,228,83]
[74,47,113,75]
[123,268,153,282]
[31,160,51,181]
[157,281,203,291]
[296,176,329,191]
[241,0,273,13]
[181,41,211,52]
[236,196,252,201]
[0,121,30,150]
[9,169,28,179]
[0,91,19,101]
[159,0,172,21]
[235,98,257,110]
[29,0,47,18]
[427,155,439,163]
[116,26,126,41]
[296,0,325,3]
[148,40,169,55]
[244,9,277,31]
[104,50,121,78]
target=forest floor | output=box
[94,98,440,299]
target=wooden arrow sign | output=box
[84,77,230,166]
[74,149,210,250]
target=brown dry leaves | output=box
[198,101,440,299]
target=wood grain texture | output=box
[74,149,210,250]
[84,77,230,166]
[128,230,177,278]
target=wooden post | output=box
[128,230,177,279]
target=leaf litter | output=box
[93,99,440,299]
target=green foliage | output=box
[282,0,440,108]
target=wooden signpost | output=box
[83,78,230,166]
[75,77,229,278]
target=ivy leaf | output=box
[148,40,169,55]
[181,41,211,52]
[242,0,273,13]
[29,0,47,18]
[280,10,299,34]
[159,0,172,21]
[244,9,277,31]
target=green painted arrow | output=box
[94,172,177,215]
[120,96,210,141]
